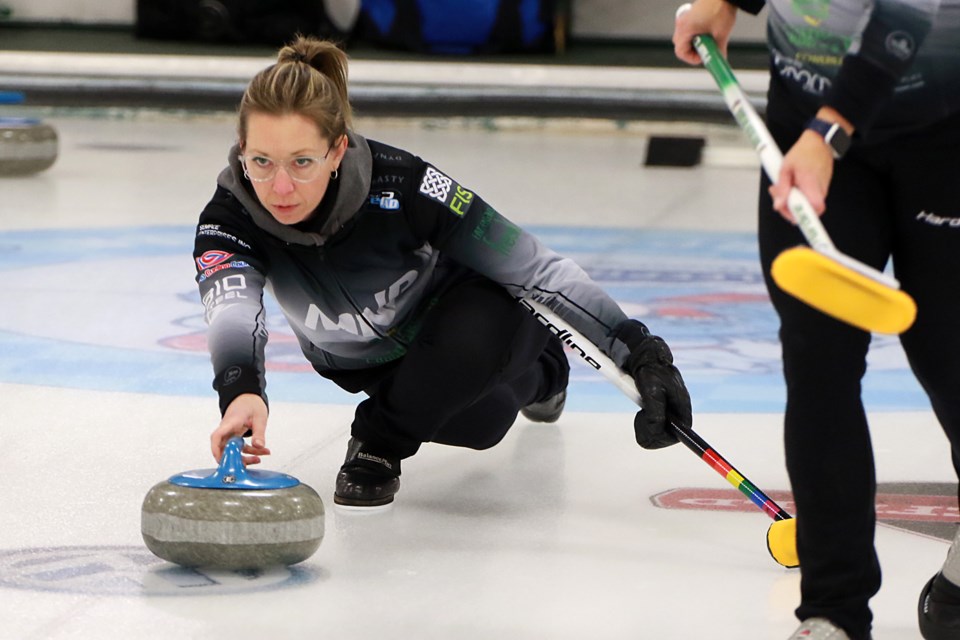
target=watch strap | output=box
[806,117,851,159]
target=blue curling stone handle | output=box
[169,437,301,490]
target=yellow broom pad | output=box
[771,247,917,335]
[766,518,798,569]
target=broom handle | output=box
[520,298,792,522]
[692,34,837,254]
[692,33,903,288]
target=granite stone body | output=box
[141,481,325,570]
[0,119,58,175]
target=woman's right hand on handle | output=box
[672,0,739,66]
[210,393,270,464]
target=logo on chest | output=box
[304,270,419,337]
[370,190,401,210]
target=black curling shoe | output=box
[521,389,567,423]
[334,437,401,507]
[919,573,960,640]
[520,333,569,424]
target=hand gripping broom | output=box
[693,34,916,335]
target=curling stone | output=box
[0,116,58,176]
[141,437,324,570]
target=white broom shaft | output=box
[518,298,640,403]
[692,33,902,287]
[691,34,837,254]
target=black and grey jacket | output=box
[193,132,630,413]
[732,0,960,136]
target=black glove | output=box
[613,320,693,449]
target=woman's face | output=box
[242,112,347,226]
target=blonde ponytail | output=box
[238,35,352,145]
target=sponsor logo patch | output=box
[916,211,960,227]
[419,166,475,217]
[196,225,251,249]
[196,250,234,271]
[419,166,453,202]
[196,260,250,283]
[886,31,915,61]
[222,365,242,385]
[369,190,401,210]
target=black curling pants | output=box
[760,108,960,639]
[350,276,569,459]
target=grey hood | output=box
[217,130,373,246]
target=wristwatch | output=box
[806,117,852,160]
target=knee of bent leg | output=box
[779,320,870,388]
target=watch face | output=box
[809,118,851,159]
[826,125,851,158]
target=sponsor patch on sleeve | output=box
[195,250,250,282]
[418,166,474,217]
[196,224,252,249]
[196,250,234,271]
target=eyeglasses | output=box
[238,148,332,183]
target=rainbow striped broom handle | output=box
[521,297,793,524]
[671,416,791,521]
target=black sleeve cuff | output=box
[727,0,765,15]
[610,319,652,350]
[826,55,900,136]
[213,364,267,416]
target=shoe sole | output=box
[334,494,396,507]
